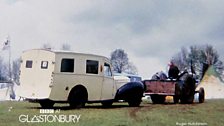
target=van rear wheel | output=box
[68,87,88,109]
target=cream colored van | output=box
[19,49,144,108]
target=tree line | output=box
[1,43,222,84]
[171,44,223,79]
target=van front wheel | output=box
[128,100,141,107]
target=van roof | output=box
[23,49,109,60]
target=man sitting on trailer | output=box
[168,61,179,79]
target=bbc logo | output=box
[39,109,54,114]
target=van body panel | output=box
[50,74,104,101]
[19,49,55,99]
[19,49,116,101]
[101,76,114,100]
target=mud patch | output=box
[129,107,142,119]
[128,104,155,120]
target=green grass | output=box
[0,99,224,126]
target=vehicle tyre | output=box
[187,94,194,104]
[68,86,88,109]
[128,99,141,107]
[173,96,179,104]
[198,87,205,103]
[180,75,195,104]
[39,99,54,109]
[128,92,142,107]
[174,83,181,104]
[180,91,194,104]
[101,101,113,108]
[151,95,166,104]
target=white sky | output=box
[0,0,224,79]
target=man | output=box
[168,61,179,79]
[152,71,168,80]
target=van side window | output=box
[41,61,48,69]
[104,63,112,77]
[26,60,33,68]
[61,59,74,72]
[86,60,99,74]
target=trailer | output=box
[143,71,205,104]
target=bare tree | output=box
[201,45,219,66]
[171,44,224,78]
[0,56,7,81]
[41,43,53,50]
[61,43,71,51]
[110,49,138,74]
[110,49,128,73]
[172,47,188,71]
[125,62,138,75]
[12,58,20,85]
[202,45,224,75]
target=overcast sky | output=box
[0,0,224,79]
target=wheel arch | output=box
[115,81,144,101]
[68,84,88,101]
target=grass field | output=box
[0,99,224,126]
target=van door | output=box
[19,50,55,99]
[101,63,114,100]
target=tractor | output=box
[143,68,205,104]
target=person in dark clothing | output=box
[168,61,179,79]
[152,71,168,80]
